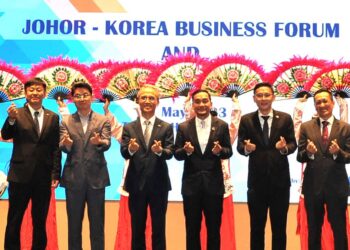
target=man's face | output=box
[72,87,92,111]
[25,83,46,108]
[253,86,275,114]
[314,91,334,120]
[137,88,159,117]
[192,91,212,119]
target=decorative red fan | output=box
[0,62,26,103]
[89,60,115,84]
[305,62,350,97]
[197,54,265,97]
[100,61,156,101]
[148,53,207,98]
[28,56,98,100]
[268,56,328,99]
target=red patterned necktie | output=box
[322,120,329,145]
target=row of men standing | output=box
[2,77,350,250]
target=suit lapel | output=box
[39,108,52,139]
[312,118,327,152]
[72,112,85,139]
[84,112,96,146]
[203,117,217,155]
[134,118,147,149]
[328,118,339,147]
[24,105,40,138]
[188,118,202,155]
[253,111,265,146]
[149,118,163,147]
[269,110,280,144]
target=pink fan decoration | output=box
[0,62,26,102]
[197,54,265,97]
[28,56,98,100]
[148,53,207,98]
[100,61,156,101]
[89,60,115,84]
[268,56,328,99]
[305,62,350,97]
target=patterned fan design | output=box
[89,60,115,83]
[100,61,155,101]
[198,54,265,97]
[268,57,328,99]
[148,54,206,98]
[28,57,97,100]
[0,62,26,102]
[305,63,350,97]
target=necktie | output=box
[322,120,329,145]
[34,111,40,134]
[144,120,151,147]
[262,116,269,146]
[200,120,205,129]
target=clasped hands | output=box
[306,139,339,155]
[128,138,163,154]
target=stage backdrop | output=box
[1,0,350,202]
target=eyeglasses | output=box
[254,93,273,99]
[73,93,91,99]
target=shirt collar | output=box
[141,115,156,125]
[196,115,211,127]
[320,116,334,126]
[27,104,43,116]
[258,110,273,118]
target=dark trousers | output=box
[304,191,348,250]
[247,185,290,250]
[5,181,51,250]
[128,189,168,250]
[182,193,223,250]
[65,186,105,250]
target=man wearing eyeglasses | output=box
[59,82,111,250]
[237,82,297,250]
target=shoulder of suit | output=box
[155,117,171,127]
[273,110,291,118]
[178,117,194,127]
[241,111,256,119]
[43,108,59,117]
[212,116,228,125]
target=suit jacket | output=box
[174,116,233,196]
[237,110,297,189]
[297,117,350,197]
[59,111,111,190]
[1,105,61,183]
[120,117,174,193]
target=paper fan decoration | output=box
[267,56,328,99]
[89,60,115,83]
[148,53,207,98]
[305,62,350,97]
[100,61,156,101]
[0,62,26,102]
[197,54,265,97]
[28,57,98,100]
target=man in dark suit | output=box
[59,82,111,250]
[237,82,297,250]
[2,77,61,250]
[174,89,233,250]
[297,89,350,250]
[120,84,174,250]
